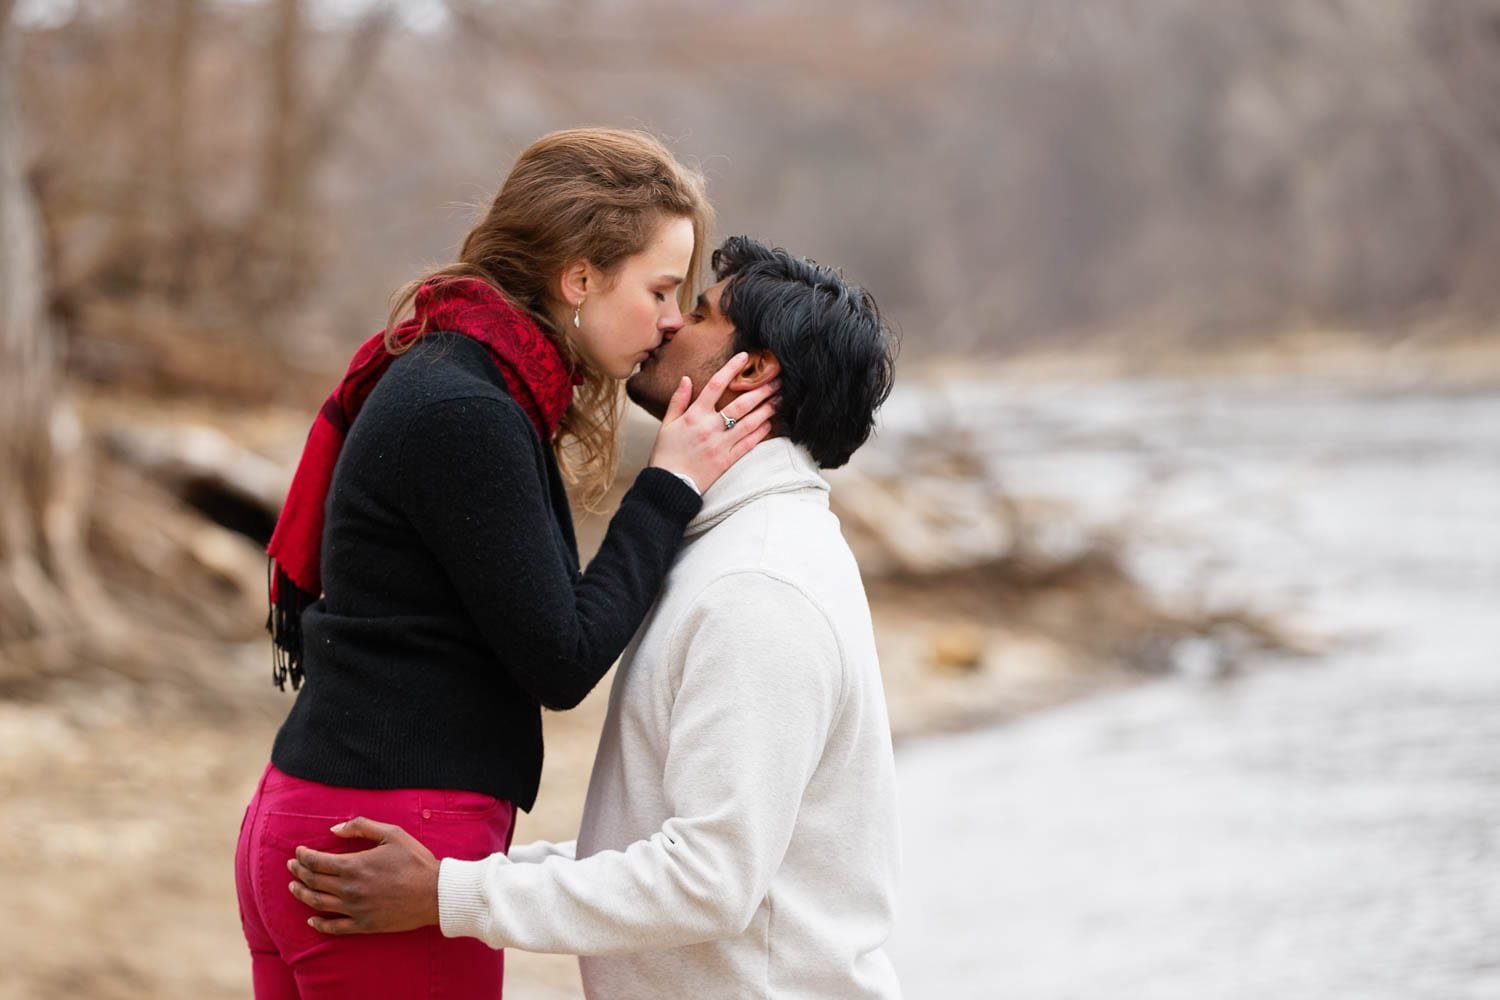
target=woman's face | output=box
[570,215,695,380]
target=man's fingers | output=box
[688,352,750,413]
[287,857,348,898]
[295,845,350,875]
[288,879,353,916]
[287,856,324,890]
[332,816,400,843]
[308,915,365,936]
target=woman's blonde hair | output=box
[384,127,713,506]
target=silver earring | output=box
[573,301,582,329]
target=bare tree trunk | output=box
[0,0,64,642]
[0,2,114,658]
[154,0,201,300]
[249,0,309,308]
[299,3,396,168]
[243,0,394,319]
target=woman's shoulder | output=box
[349,336,534,459]
[382,335,523,413]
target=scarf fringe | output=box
[267,560,315,691]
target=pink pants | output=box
[235,763,515,999]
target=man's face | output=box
[626,277,738,420]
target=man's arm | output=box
[439,572,844,953]
[286,831,578,934]
[507,839,577,865]
[289,572,843,949]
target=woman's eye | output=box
[654,292,667,302]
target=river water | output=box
[881,373,1500,999]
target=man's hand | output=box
[286,817,439,935]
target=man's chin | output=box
[625,373,668,421]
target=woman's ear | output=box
[558,260,590,306]
[732,350,781,390]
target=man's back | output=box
[576,438,901,998]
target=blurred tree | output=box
[0,0,106,651]
[15,0,399,400]
[246,0,396,312]
[10,0,1500,391]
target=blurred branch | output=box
[258,0,304,224]
[442,0,1005,90]
[1415,2,1500,209]
[248,0,398,313]
[298,2,398,168]
[155,0,199,299]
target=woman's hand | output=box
[647,352,780,494]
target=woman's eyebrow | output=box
[655,274,685,286]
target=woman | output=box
[234,128,777,999]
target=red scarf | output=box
[266,277,579,689]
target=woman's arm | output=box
[401,394,700,709]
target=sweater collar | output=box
[684,438,829,538]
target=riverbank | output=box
[888,361,1500,998]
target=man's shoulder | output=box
[738,495,864,591]
[668,538,864,649]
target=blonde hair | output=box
[384,128,713,506]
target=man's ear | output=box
[731,350,780,390]
[557,260,590,306]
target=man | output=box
[288,235,902,998]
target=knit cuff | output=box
[667,470,702,496]
[438,856,500,944]
[629,466,705,524]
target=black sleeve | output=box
[399,396,701,709]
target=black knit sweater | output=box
[270,333,701,811]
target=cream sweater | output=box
[438,439,902,998]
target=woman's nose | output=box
[659,299,684,333]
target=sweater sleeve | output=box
[436,572,844,954]
[400,396,701,710]
[507,839,577,865]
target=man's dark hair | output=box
[712,235,897,469]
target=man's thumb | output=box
[330,816,386,841]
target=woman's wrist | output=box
[665,470,701,496]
